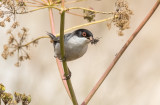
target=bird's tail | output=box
[47,32,58,41]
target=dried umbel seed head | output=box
[15,62,20,67]
[3,44,9,50]
[1,27,31,67]
[83,8,96,22]
[21,94,31,105]
[21,27,28,33]
[17,1,26,6]
[8,35,14,44]
[8,100,17,105]
[0,11,4,18]
[5,16,11,22]
[112,0,133,35]
[0,21,5,27]
[1,44,9,59]
[14,92,21,103]
[12,22,19,29]
[2,93,13,105]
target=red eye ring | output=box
[82,32,87,37]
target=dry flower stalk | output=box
[0,83,31,105]
[107,0,133,35]
[1,25,31,67]
[0,0,134,104]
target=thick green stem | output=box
[48,8,71,101]
[60,11,78,105]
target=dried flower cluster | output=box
[0,0,26,27]
[107,0,133,36]
[1,25,31,67]
[83,8,95,22]
[1,92,13,105]
[0,83,31,105]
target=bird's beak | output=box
[89,36,99,44]
[89,36,96,44]
[89,36,94,41]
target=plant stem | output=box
[21,36,48,47]
[21,17,113,47]
[16,5,61,14]
[61,17,113,35]
[60,10,78,105]
[81,1,160,105]
[68,7,113,15]
[65,0,87,4]
[48,8,72,100]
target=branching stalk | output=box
[16,5,61,14]
[63,17,113,34]
[65,0,87,4]
[21,36,48,47]
[81,1,160,105]
[68,7,113,14]
[16,6,111,15]
[21,17,113,47]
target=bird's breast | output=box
[54,36,89,61]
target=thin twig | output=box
[66,11,84,17]
[32,0,45,5]
[25,1,43,6]
[41,0,49,4]
[21,17,113,47]
[16,5,61,14]
[81,1,160,105]
[25,5,43,7]
[62,17,113,35]
[21,36,48,47]
[68,7,113,15]
[65,0,87,4]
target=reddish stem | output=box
[48,8,71,99]
[81,1,160,105]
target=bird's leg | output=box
[63,67,72,80]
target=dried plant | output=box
[1,0,132,67]
[0,83,31,105]
[1,0,158,105]
[106,0,133,35]
[1,25,31,67]
[0,0,26,27]
[83,7,95,22]
[0,0,134,104]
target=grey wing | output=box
[64,33,73,42]
[56,33,73,42]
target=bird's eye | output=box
[82,32,87,37]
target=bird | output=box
[48,29,99,79]
[47,29,99,61]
